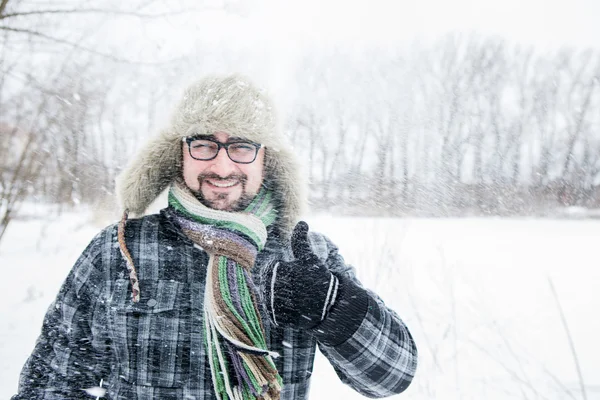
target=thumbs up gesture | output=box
[263,221,339,329]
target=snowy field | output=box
[1,208,599,400]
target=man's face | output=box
[182,132,265,212]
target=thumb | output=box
[291,221,313,260]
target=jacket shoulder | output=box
[85,213,164,270]
[119,212,162,231]
[86,213,162,249]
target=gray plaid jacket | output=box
[13,210,417,399]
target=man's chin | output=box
[207,200,237,212]
[194,190,254,212]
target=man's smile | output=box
[205,179,239,189]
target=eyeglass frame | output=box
[183,135,263,164]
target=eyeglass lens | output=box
[189,139,258,163]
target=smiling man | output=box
[13,75,417,400]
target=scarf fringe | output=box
[204,254,281,400]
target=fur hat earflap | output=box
[116,74,305,236]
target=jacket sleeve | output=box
[309,234,418,398]
[12,230,110,400]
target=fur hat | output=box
[115,74,305,236]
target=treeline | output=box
[288,37,600,215]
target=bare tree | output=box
[0,124,43,241]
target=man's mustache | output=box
[198,173,248,185]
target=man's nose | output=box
[209,147,237,176]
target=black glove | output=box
[263,221,339,329]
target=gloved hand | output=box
[263,221,339,329]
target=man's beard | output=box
[190,172,255,212]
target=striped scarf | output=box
[168,182,282,400]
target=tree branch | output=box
[0,7,198,20]
[0,0,9,17]
[0,26,184,65]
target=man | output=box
[13,75,417,399]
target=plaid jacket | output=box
[13,209,417,399]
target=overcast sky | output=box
[159,0,599,50]
[253,0,600,48]
[109,0,600,60]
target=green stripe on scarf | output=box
[217,256,264,347]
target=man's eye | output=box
[231,143,254,151]
[191,141,216,149]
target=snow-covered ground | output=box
[1,209,599,399]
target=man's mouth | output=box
[205,179,239,189]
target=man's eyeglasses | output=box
[184,136,262,164]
